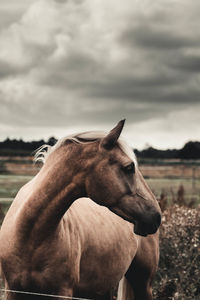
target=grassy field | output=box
[0,173,199,220]
[0,175,32,218]
[0,174,32,198]
[0,160,199,225]
[0,174,199,199]
[147,177,200,206]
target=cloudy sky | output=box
[0,0,200,150]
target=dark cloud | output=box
[54,0,67,3]
[54,0,83,4]
[170,54,200,73]
[83,74,187,101]
[0,1,33,30]
[0,11,21,29]
[120,25,199,50]
[0,61,17,78]
[0,59,31,78]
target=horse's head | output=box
[37,120,161,236]
[85,120,161,236]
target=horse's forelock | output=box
[34,131,137,166]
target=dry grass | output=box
[158,184,199,211]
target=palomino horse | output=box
[0,120,161,300]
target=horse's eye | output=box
[123,163,135,174]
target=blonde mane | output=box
[34,131,137,166]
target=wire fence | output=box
[0,289,93,300]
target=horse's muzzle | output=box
[134,212,161,236]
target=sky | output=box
[0,0,200,150]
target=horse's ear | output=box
[100,119,126,150]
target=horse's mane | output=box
[34,131,137,166]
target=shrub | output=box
[153,205,200,299]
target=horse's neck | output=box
[16,156,85,243]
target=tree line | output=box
[135,141,200,159]
[0,138,200,159]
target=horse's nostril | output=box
[156,212,161,227]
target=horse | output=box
[0,120,161,300]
